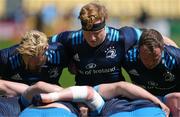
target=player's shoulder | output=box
[164,45,180,57]
[0,44,19,53]
[120,26,142,39]
[163,45,180,69]
[49,29,83,44]
[48,42,64,50]
[0,44,19,60]
[105,26,121,42]
[119,26,142,52]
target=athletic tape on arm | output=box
[85,90,105,115]
[70,86,88,102]
[70,86,104,114]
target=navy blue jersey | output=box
[49,26,141,86]
[0,43,67,85]
[123,45,180,96]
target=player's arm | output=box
[164,48,180,117]
[22,81,63,100]
[19,81,63,106]
[32,86,105,114]
[0,47,30,97]
[163,36,178,47]
[98,81,160,101]
[97,81,170,116]
[0,79,29,97]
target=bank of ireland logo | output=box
[85,63,96,69]
[105,46,117,59]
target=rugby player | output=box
[49,2,177,116]
[122,29,180,117]
[0,30,68,116]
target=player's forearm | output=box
[39,86,93,103]
[33,86,105,114]
[97,82,170,116]
[22,81,63,101]
[117,81,162,104]
[0,79,29,97]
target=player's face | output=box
[83,20,106,47]
[139,45,162,69]
[22,54,46,71]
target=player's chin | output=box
[88,43,98,47]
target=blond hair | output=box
[17,30,48,56]
[79,2,108,30]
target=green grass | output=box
[59,68,75,87]
[170,20,180,47]
[0,40,17,49]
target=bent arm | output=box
[0,79,29,97]
[98,81,169,116]
[22,81,63,101]
[32,86,105,113]
[98,81,161,102]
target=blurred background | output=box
[0,0,180,87]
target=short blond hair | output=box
[17,30,48,56]
[79,2,108,30]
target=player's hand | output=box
[77,103,89,117]
[158,102,170,117]
[165,93,180,117]
[32,94,44,106]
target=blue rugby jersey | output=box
[49,26,141,86]
[0,43,67,85]
[123,45,180,96]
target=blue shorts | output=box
[100,97,163,116]
[0,96,21,117]
[20,107,77,117]
[19,101,78,117]
[110,107,165,117]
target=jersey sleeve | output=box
[0,45,20,79]
[0,48,9,77]
[120,26,142,52]
[171,47,180,80]
[174,47,180,86]
[46,42,69,67]
[49,31,71,45]
[165,46,180,84]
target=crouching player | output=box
[22,81,169,117]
